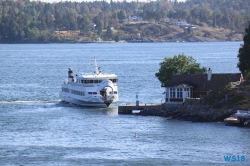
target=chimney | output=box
[207,68,212,81]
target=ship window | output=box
[81,80,83,83]
[62,88,69,92]
[89,80,93,83]
[94,80,98,83]
[88,92,92,94]
[114,91,117,94]
[84,80,89,83]
[99,80,102,83]
[93,92,97,95]
[113,79,117,83]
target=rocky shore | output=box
[138,99,236,122]
[137,81,250,123]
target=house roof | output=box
[163,73,242,91]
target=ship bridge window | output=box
[109,79,118,83]
[84,80,90,83]
[98,80,103,83]
[81,80,84,83]
[88,92,98,95]
[94,80,98,83]
[89,80,93,83]
[109,91,117,94]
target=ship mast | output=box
[94,56,101,75]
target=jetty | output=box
[118,103,162,114]
[118,93,162,114]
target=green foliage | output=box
[227,96,248,108]
[173,0,250,31]
[26,27,40,41]
[0,0,249,42]
[118,10,126,21]
[104,26,113,40]
[212,102,223,109]
[237,21,250,80]
[114,33,120,42]
[77,15,90,35]
[155,54,207,85]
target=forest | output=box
[0,0,249,42]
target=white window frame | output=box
[170,88,175,98]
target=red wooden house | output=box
[162,69,243,103]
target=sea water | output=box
[0,42,249,165]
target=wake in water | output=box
[0,100,60,104]
[0,100,116,112]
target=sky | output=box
[32,0,186,3]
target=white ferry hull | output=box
[60,96,109,108]
[59,91,113,108]
[59,57,118,108]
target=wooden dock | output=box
[118,103,162,114]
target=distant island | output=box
[3,23,243,43]
[0,0,247,43]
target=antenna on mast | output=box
[94,56,101,75]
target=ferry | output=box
[59,57,118,107]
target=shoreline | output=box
[0,40,243,44]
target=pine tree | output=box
[237,21,250,80]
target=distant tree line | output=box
[0,0,249,42]
[172,0,250,31]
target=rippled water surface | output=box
[0,42,249,165]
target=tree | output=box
[105,26,113,40]
[114,33,120,42]
[118,10,126,21]
[155,54,207,85]
[237,21,250,80]
[77,15,90,35]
